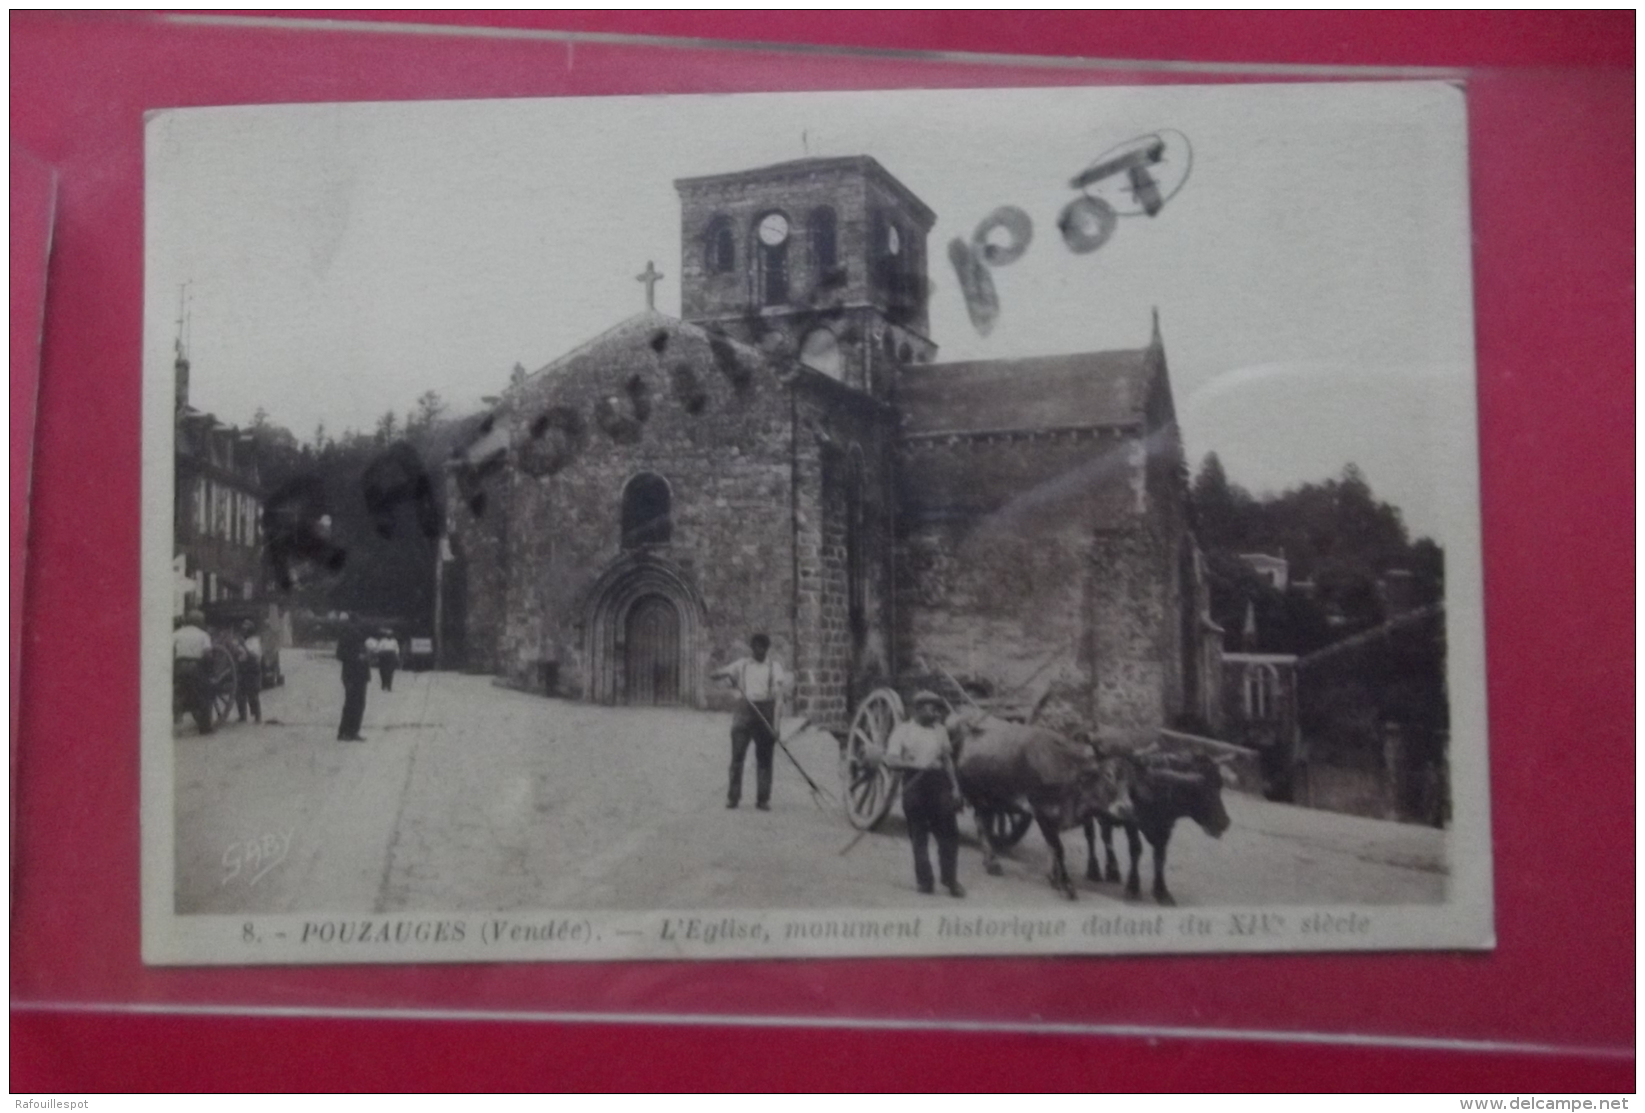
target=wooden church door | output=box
[623,594,681,705]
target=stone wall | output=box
[791,380,898,730]
[1137,348,1197,730]
[1086,526,1173,735]
[447,463,510,674]
[454,319,799,708]
[895,427,1144,732]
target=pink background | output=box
[10,11,1634,1092]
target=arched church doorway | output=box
[623,594,682,705]
[582,553,706,707]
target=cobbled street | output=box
[175,654,1446,916]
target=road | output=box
[174,653,1447,916]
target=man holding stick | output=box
[711,633,790,811]
[883,690,967,898]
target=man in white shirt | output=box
[884,690,966,898]
[710,633,790,811]
[172,610,215,735]
[375,627,400,691]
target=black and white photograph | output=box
[142,82,1489,963]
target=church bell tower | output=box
[674,156,937,400]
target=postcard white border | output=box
[140,81,1493,967]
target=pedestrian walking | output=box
[233,619,263,724]
[883,690,966,897]
[375,627,400,691]
[336,619,371,741]
[172,610,215,735]
[710,633,790,810]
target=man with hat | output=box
[883,690,966,898]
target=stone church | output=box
[449,155,1217,738]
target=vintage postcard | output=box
[141,82,1489,964]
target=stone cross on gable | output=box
[635,261,664,310]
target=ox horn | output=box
[1150,768,1205,786]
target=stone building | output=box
[449,156,1213,736]
[173,345,265,616]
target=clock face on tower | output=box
[757,212,790,246]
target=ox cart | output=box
[837,676,1241,903]
[172,636,238,732]
[840,684,1036,851]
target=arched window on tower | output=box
[810,206,838,278]
[871,209,916,316]
[754,211,790,306]
[704,216,735,275]
[621,472,672,549]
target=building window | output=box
[871,210,917,314]
[621,472,672,549]
[754,211,790,306]
[810,206,838,276]
[1243,664,1280,720]
[704,216,734,275]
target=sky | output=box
[145,82,1478,547]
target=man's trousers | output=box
[728,699,777,807]
[338,668,369,739]
[902,769,961,891]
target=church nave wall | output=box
[460,318,806,707]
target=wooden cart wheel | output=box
[980,806,1035,850]
[207,646,237,727]
[842,687,904,830]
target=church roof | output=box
[518,311,771,391]
[897,349,1160,435]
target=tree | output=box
[374,410,399,446]
[405,390,446,440]
[1190,457,1444,655]
[1192,452,1256,551]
